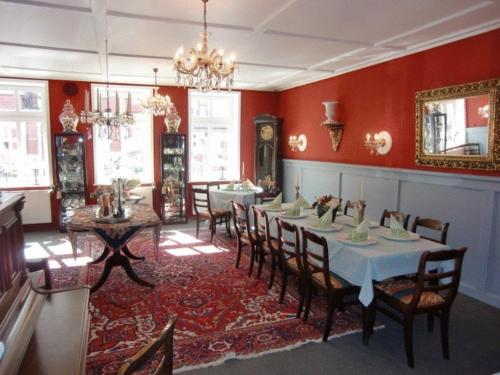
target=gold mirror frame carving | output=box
[415,78,500,170]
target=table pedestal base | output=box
[90,246,154,293]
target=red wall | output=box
[465,96,489,128]
[27,80,278,228]
[278,28,500,176]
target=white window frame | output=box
[91,84,154,185]
[0,79,51,188]
[188,89,241,182]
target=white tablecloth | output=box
[255,204,449,306]
[210,188,263,210]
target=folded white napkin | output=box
[241,179,256,191]
[317,207,333,228]
[269,192,282,209]
[294,194,311,209]
[226,181,235,190]
[286,206,301,216]
[390,214,408,237]
[349,219,369,242]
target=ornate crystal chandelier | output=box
[174,0,236,92]
[80,40,134,140]
[142,68,174,116]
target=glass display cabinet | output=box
[160,133,187,224]
[54,133,87,231]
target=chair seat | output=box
[375,279,445,307]
[200,208,231,219]
[262,238,278,252]
[286,257,301,272]
[312,271,351,289]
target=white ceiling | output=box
[0,0,499,91]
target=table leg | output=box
[90,249,154,293]
[362,301,376,345]
[122,245,145,261]
[89,246,110,265]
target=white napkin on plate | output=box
[294,194,311,209]
[241,179,256,191]
[226,181,235,190]
[269,192,282,209]
[390,214,408,237]
[317,207,333,228]
[349,219,369,242]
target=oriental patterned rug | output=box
[45,229,373,374]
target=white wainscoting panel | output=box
[283,159,500,308]
[21,190,52,224]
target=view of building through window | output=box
[188,90,240,181]
[92,84,154,184]
[0,80,50,188]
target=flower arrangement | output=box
[312,195,341,219]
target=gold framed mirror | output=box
[416,78,499,170]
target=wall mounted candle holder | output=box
[321,101,344,152]
[364,131,392,155]
[288,134,307,152]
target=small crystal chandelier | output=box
[80,40,134,140]
[142,68,174,116]
[174,0,236,92]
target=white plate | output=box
[307,223,343,232]
[337,234,377,246]
[345,219,379,228]
[380,231,420,242]
[279,213,308,220]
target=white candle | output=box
[115,91,119,113]
[127,92,132,113]
[295,172,299,187]
[84,90,89,111]
[360,177,365,201]
[242,162,245,177]
[97,89,101,111]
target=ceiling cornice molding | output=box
[0,41,98,54]
[0,0,91,13]
[273,22,500,92]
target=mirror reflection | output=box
[423,95,489,156]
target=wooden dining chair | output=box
[253,206,279,288]
[207,181,221,190]
[276,218,306,318]
[343,200,366,216]
[411,216,450,244]
[118,315,177,375]
[380,209,410,230]
[231,201,257,276]
[300,228,360,341]
[192,188,232,242]
[254,189,281,205]
[366,248,467,368]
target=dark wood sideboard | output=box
[0,192,90,375]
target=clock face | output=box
[260,125,274,141]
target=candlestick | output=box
[295,172,299,187]
[127,92,132,113]
[295,185,300,200]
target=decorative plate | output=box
[337,234,377,246]
[279,213,308,220]
[307,223,343,232]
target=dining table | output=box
[210,186,263,210]
[67,204,162,293]
[255,204,449,307]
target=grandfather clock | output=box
[254,114,281,191]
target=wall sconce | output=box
[321,101,344,152]
[364,131,392,155]
[288,134,307,152]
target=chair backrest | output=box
[118,315,177,375]
[410,248,467,310]
[254,190,281,205]
[301,228,335,290]
[207,181,220,190]
[380,209,410,230]
[343,200,366,216]
[192,188,211,216]
[253,206,275,251]
[231,201,251,241]
[276,218,302,270]
[411,216,449,244]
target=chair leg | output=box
[248,245,255,277]
[225,217,232,238]
[296,278,306,319]
[256,246,265,279]
[279,270,288,304]
[268,253,276,289]
[195,219,200,238]
[427,313,434,332]
[440,308,450,360]
[403,315,415,368]
[235,240,242,268]
[323,294,336,342]
[210,220,215,243]
[302,282,313,323]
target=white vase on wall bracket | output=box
[322,101,337,124]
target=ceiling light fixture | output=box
[142,68,174,116]
[80,40,134,140]
[173,0,236,92]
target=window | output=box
[0,80,50,188]
[92,84,154,185]
[188,90,240,181]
